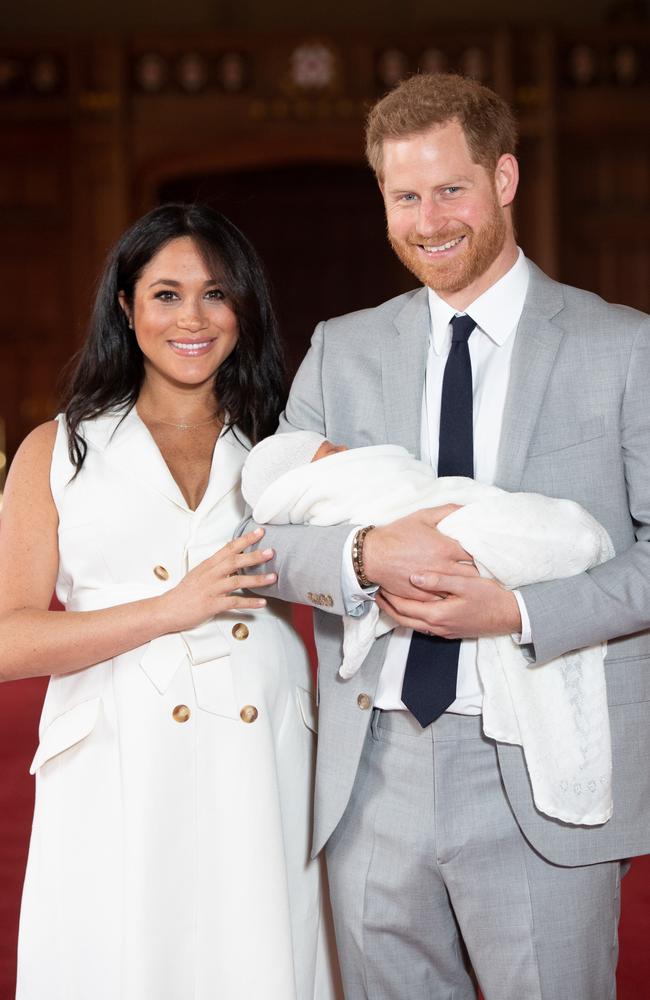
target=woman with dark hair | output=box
[0,204,339,1000]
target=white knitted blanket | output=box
[244,444,614,826]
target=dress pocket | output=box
[296,685,318,734]
[30,697,102,773]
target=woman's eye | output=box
[154,290,178,302]
[205,288,225,300]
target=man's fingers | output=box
[409,572,468,593]
[422,503,462,525]
[449,560,479,578]
[379,589,454,620]
[375,593,451,636]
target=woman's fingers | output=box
[224,572,276,592]
[203,534,273,571]
[233,527,265,551]
[228,596,268,610]
[235,547,274,568]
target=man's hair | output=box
[365,73,518,180]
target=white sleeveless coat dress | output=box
[16,408,339,1000]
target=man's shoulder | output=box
[320,287,425,340]
[561,283,648,330]
[528,261,649,336]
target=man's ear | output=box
[494,154,519,208]
[118,291,132,328]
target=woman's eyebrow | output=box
[147,278,220,288]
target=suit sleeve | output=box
[240,321,354,615]
[520,318,650,664]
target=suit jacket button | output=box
[232,623,249,640]
[154,565,170,581]
[357,693,371,710]
[240,705,259,724]
[172,704,191,723]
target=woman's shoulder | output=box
[12,419,59,470]
[3,420,59,515]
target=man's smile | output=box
[418,235,466,254]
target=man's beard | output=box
[388,196,507,295]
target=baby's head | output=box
[311,440,348,462]
[242,431,348,509]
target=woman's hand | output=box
[157,527,276,632]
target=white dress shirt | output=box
[342,249,531,715]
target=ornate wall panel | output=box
[1,24,648,463]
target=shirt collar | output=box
[427,248,530,355]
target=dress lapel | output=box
[105,407,190,510]
[81,408,246,514]
[194,425,248,515]
[382,287,430,458]
[496,262,566,491]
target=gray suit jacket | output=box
[254,261,650,865]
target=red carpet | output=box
[1,610,648,999]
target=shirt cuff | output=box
[340,527,378,617]
[512,589,532,645]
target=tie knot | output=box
[450,314,476,344]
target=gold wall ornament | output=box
[176,52,209,93]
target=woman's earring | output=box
[128,319,133,330]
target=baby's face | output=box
[311,440,349,462]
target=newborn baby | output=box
[242,432,614,827]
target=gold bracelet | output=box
[352,525,376,588]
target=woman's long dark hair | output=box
[62,203,287,470]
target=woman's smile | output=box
[167,337,217,357]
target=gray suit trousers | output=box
[326,710,621,1000]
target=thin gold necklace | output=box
[139,408,221,431]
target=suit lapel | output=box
[496,262,566,490]
[382,287,430,458]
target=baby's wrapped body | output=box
[242,436,614,828]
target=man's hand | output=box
[362,506,478,600]
[376,573,522,639]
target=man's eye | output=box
[445,186,461,195]
[402,193,418,202]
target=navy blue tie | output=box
[401,314,476,728]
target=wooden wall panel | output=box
[0,123,74,458]
[1,23,648,466]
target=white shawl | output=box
[244,444,614,827]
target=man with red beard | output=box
[248,73,650,999]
